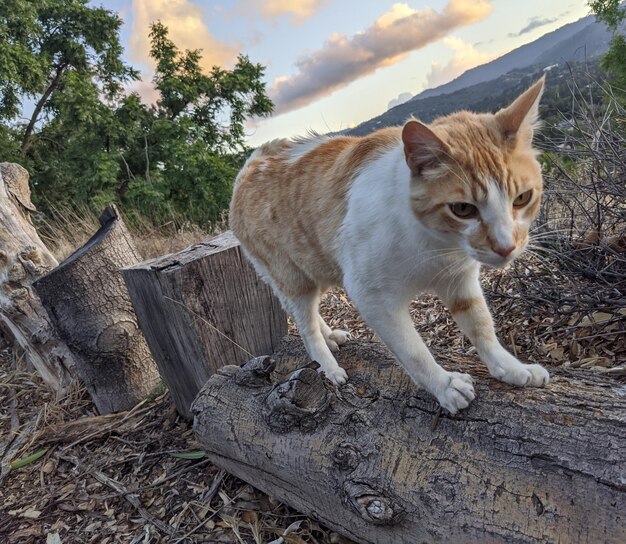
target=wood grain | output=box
[122,231,287,418]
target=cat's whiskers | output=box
[423,252,469,293]
[400,248,466,285]
[445,258,474,302]
[391,246,464,278]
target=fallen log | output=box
[122,231,287,418]
[34,205,160,413]
[0,162,78,391]
[193,335,626,544]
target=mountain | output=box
[347,13,613,136]
[414,14,603,101]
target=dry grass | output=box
[35,204,220,263]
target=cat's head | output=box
[403,78,544,268]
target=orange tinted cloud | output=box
[269,0,492,115]
[425,36,494,89]
[251,0,324,22]
[130,0,237,71]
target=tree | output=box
[588,1,626,93]
[0,0,137,156]
[0,7,273,228]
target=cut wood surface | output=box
[193,335,626,544]
[122,231,287,418]
[34,205,160,413]
[0,162,78,391]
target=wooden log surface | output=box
[122,231,287,418]
[193,335,626,544]
[34,205,160,413]
[0,162,78,391]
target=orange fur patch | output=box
[230,129,399,296]
[450,297,481,314]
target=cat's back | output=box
[231,127,400,223]
[230,128,401,286]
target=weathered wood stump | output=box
[0,163,78,391]
[34,205,160,413]
[193,335,626,544]
[122,231,287,418]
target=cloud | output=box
[388,92,413,110]
[249,0,324,23]
[268,0,492,116]
[130,0,237,72]
[424,36,494,89]
[509,16,558,37]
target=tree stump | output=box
[0,162,78,391]
[122,231,287,418]
[34,205,160,413]
[193,335,626,544]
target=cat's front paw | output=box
[435,371,475,414]
[320,364,348,386]
[487,352,549,387]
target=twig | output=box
[58,453,176,536]
[172,482,245,544]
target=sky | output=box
[98,0,591,146]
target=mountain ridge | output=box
[346,12,612,136]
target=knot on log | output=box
[343,481,405,526]
[338,375,379,408]
[235,356,276,387]
[96,320,137,353]
[343,410,373,437]
[332,442,367,471]
[264,367,330,433]
[18,245,55,277]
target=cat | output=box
[230,77,549,414]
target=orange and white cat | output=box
[230,78,549,414]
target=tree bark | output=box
[122,231,288,418]
[0,162,77,391]
[34,205,160,413]
[193,335,626,544]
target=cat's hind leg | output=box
[285,290,348,384]
[242,251,348,384]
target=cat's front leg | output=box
[348,285,475,414]
[440,280,549,387]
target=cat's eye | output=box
[449,202,479,219]
[513,190,533,208]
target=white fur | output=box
[320,141,548,413]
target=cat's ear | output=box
[402,120,449,175]
[496,77,545,141]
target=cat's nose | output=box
[492,244,515,257]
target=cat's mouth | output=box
[469,249,517,268]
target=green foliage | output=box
[589,0,626,30]
[0,6,272,228]
[589,1,626,98]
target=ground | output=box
[0,256,624,544]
